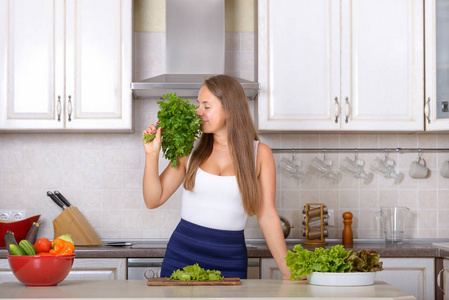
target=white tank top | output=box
[181,141,259,230]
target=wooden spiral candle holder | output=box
[302,203,328,246]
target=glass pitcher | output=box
[374,206,410,244]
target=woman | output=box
[142,75,290,279]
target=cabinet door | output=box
[340,0,424,131]
[0,258,19,283]
[0,0,65,130]
[375,258,434,300]
[67,258,126,280]
[258,0,341,131]
[425,0,449,131]
[64,0,132,131]
[443,259,449,300]
[260,258,283,279]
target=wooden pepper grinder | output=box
[342,212,353,246]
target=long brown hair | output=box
[183,75,260,216]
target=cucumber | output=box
[4,231,19,255]
[19,239,37,255]
[9,244,26,256]
[25,221,41,244]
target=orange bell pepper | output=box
[50,238,75,255]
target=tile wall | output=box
[1,31,449,242]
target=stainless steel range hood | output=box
[131,74,260,100]
[131,0,260,100]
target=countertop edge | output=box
[0,279,416,300]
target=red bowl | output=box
[0,215,41,246]
[7,254,75,286]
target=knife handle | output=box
[47,191,67,210]
[54,190,72,207]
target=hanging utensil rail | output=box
[271,147,449,153]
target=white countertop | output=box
[0,280,416,300]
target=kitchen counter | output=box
[0,279,416,299]
[0,239,447,259]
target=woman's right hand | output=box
[142,124,162,155]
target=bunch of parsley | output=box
[169,263,224,281]
[143,93,202,168]
[285,244,383,280]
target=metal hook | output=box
[291,148,295,160]
[323,148,327,160]
[417,148,423,162]
[354,148,358,159]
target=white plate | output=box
[307,272,376,286]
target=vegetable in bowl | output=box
[285,244,383,281]
[143,93,202,168]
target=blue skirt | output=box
[161,218,248,279]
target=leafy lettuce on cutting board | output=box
[169,263,223,281]
[285,244,383,280]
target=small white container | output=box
[307,272,376,286]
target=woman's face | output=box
[197,85,227,134]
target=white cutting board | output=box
[432,242,449,250]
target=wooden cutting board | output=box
[147,278,241,286]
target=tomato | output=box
[34,237,52,253]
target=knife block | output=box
[53,207,102,246]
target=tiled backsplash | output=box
[1,32,449,242]
[264,133,449,240]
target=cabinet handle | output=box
[344,97,350,123]
[67,95,72,122]
[437,268,445,293]
[424,97,431,124]
[57,96,62,122]
[334,97,340,123]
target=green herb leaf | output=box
[143,93,202,168]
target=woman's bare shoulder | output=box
[257,141,273,154]
[255,142,275,178]
[256,142,275,162]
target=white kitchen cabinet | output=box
[436,258,449,300]
[374,258,435,300]
[260,258,283,280]
[438,258,449,300]
[425,0,449,131]
[262,257,434,300]
[0,259,19,283]
[0,258,126,283]
[258,0,424,132]
[0,0,132,131]
[67,258,127,280]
